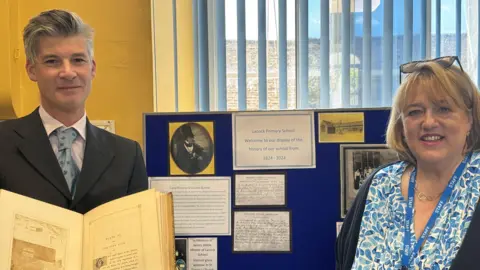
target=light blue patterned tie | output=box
[54,127,80,196]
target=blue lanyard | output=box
[401,152,471,270]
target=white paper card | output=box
[90,120,116,134]
[188,238,217,270]
[336,222,343,237]
[233,211,291,252]
[235,174,285,206]
[232,111,315,170]
[149,177,231,236]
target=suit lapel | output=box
[72,120,114,206]
[15,109,72,199]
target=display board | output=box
[143,108,391,269]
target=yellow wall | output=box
[0,0,19,119]
[1,0,154,146]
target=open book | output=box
[0,188,175,270]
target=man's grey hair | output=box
[23,9,94,63]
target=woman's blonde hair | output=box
[386,60,480,164]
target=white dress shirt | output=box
[39,106,87,169]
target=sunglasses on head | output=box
[399,56,464,84]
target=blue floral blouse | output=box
[352,152,480,270]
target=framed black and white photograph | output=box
[168,121,215,176]
[340,144,399,218]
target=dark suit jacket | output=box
[0,108,148,214]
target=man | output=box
[174,124,205,174]
[0,9,148,214]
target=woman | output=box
[336,56,480,270]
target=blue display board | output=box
[143,109,391,269]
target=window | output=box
[223,0,296,111]
[192,0,480,111]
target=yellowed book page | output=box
[155,193,164,268]
[156,193,166,269]
[164,193,175,269]
[0,189,84,270]
[157,192,175,270]
[82,189,162,270]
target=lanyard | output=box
[401,152,471,270]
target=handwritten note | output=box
[235,174,285,206]
[233,211,291,252]
[188,238,217,270]
[232,111,315,170]
[150,177,231,236]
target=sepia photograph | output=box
[340,144,399,218]
[169,121,215,175]
[175,238,187,270]
[11,214,68,270]
[318,112,364,143]
[93,256,107,270]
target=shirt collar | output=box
[39,106,87,140]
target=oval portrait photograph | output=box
[169,122,215,175]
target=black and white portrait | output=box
[169,122,215,175]
[340,144,399,217]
